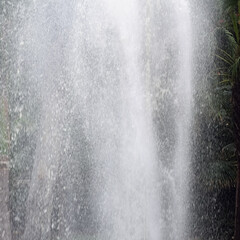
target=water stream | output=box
[4,0,193,239]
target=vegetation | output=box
[212,0,240,239]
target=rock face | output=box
[0,156,11,240]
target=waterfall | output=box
[5,0,193,239]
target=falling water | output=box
[2,0,194,239]
[172,1,192,238]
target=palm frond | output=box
[202,160,237,190]
[230,11,240,43]
[219,79,232,85]
[215,27,238,54]
[215,54,233,65]
[230,56,240,78]
[217,47,234,62]
[222,0,238,11]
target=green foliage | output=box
[201,160,236,190]
[191,1,238,238]
[216,28,237,57]
[222,0,238,9]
